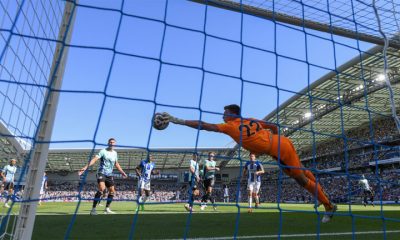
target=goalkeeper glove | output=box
[162,112,185,125]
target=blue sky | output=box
[49,0,373,149]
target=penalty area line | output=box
[167,230,400,239]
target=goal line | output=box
[168,230,400,240]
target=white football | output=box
[153,113,169,130]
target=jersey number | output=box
[239,120,261,137]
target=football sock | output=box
[93,191,102,208]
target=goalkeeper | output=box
[157,104,337,223]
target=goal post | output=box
[190,0,400,49]
[12,1,78,239]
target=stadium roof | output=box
[223,44,400,167]
[267,44,400,147]
[0,123,25,166]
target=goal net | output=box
[0,0,399,239]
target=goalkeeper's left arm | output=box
[162,112,220,132]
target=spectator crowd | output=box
[39,116,399,205]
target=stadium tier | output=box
[45,148,233,171]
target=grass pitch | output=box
[5,202,398,239]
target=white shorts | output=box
[247,181,261,193]
[138,179,151,191]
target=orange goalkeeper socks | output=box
[304,180,333,210]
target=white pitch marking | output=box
[167,230,400,240]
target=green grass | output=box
[5,202,398,239]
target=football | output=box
[153,113,169,130]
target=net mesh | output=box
[0,0,399,239]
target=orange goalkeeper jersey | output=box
[216,118,272,155]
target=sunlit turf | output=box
[3,202,399,239]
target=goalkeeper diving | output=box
[154,104,337,223]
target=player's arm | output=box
[190,165,200,182]
[115,161,127,178]
[183,120,220,132]
[190,165,200,180]
[161,113,220,132]
[135,164,142,178]
[190,165,196,175]
[78,155,99,176]
[242,169,247,180]
[256,164,265,176]
[0,170,5,182]
[205,164,219,171]
[242,162,250,179]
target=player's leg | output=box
[141,189,150,211]
[208,179,217,210]
[185,188,198,211]
[4,183,13,208]
[370,193,375,207]
[104,177,115,214]
[247,182,253,212]
[302,167,324,208]
[145,188,150,201]
[104,186,116,214]
[143,182,151,203]
[276,139,337,223]
[138,181,151,211]
[93,183,106,208]
[290,171,337,222]
[209,189,217,211]
[91,176,106,215]
[186,180,198,211]
[200,180,210,210]
[363,192,368,207]
[254,182,261,208]
[0,183,4,201]
[279,138,334,210]
[303,169,316,183]
[39,191,43,206]
[201,185,209,203]
[193,188,200,206]
[187,180,195,206]
[98,189,107,207]
[289,171,333,209]
[135,187,144,212]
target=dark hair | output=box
[224,104,241,115]
[108,138,116,143]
